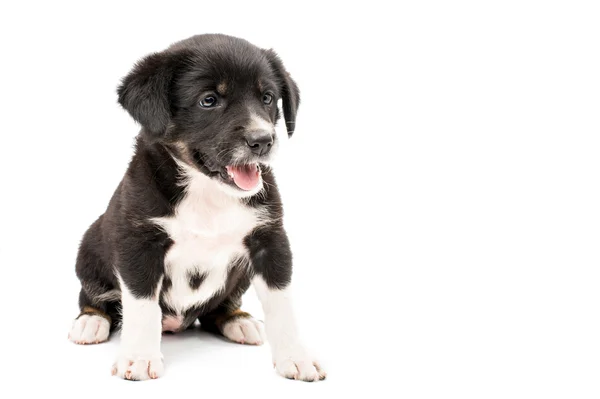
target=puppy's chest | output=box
[153,190,262,314]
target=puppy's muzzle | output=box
[245,131,274,156]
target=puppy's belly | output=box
[150,169,264,329]
[160,234,248,320]
[162,261,230,314]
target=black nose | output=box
[246,133,273,156]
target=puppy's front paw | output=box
[69,314,110,345]
[274,345,326,382]
[222,316,266,345]
[112,354,164,381]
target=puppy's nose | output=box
[245,133,273,156]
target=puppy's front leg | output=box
[249,229,326,382]
[112,280,164,380]
[112,248,165,380]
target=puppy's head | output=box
[117,34,299,197]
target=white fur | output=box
[222,317,266,345]
[113,278,164,381]
[252,277,326,381]
[69,314,110,345]
[152,161,268,314]
[248,114,275,133]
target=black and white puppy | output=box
[68,34,325,382]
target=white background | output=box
[0,1,599,398]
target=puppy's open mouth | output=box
[192,150,262,191]
[225,164,261,191]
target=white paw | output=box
[274,345,326,382]
[69,314,110,345]
[222,317,266,345]
[112,354,164,381]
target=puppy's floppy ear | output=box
[263,49,300,137]
[117,52,176,138]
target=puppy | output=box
[68,34,325,382]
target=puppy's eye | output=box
[199,95,218,108]
[262,93,273,105]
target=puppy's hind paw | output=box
[222,316,266,345]
[69,314,110,345]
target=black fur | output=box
[262,49,300,137]
[74,34,299,330]
[188,271,207,290]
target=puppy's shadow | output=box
[160,323,256,362]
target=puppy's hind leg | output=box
[69,218,120,345]
[200,301,266,346]
[69,288,119,345]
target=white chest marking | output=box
[151,163,267,314]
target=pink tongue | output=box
[227,164,260,191]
